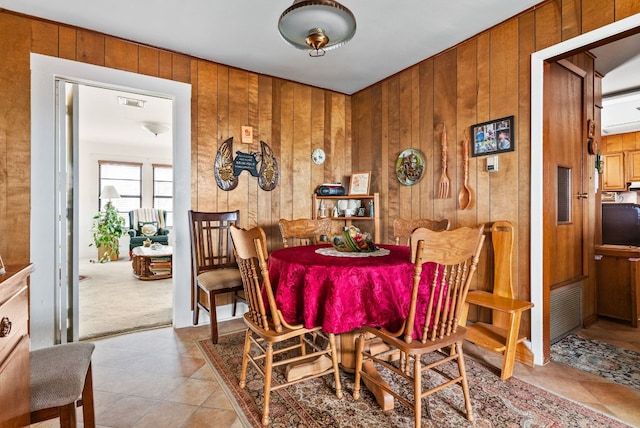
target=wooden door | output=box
[543,61,589,361]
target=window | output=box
[99,161,142,228]
[154,164,173,227]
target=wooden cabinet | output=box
[627,150,640,182]
[312,193,380,243]
[594,245,640,327]
[602,152,625,190]
[0,264,33,427]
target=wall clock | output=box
[312,148,326,165]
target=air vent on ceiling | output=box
[117,96,145,108]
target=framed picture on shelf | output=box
[471,115,514,157]
[349,172,371,195]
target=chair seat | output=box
[197,268,242,291]
[30,342,95,412]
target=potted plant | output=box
[90,201,126,262]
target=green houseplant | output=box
[90,201,126,262]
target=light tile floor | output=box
[31,318,640,427]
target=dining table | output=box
[268,243,439,410]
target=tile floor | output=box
[31,318,640,428]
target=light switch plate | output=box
[487,155,499,172]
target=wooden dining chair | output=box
[392,217,450,245]
[188,210,244,344]
[30,342,96,428]
[229,225,343,426]
[278,217,332,247]
[353,225,485,426]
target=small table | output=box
[269,244,437,410]
[131,245,173,280]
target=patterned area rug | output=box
[551,334,640,391]
[198,332,631,428]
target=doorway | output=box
[77,84,174,339]
[531,14,640,365]
[30,53,192,350]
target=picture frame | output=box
[349,171,371,195]
[471,115,515,157]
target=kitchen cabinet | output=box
[0,264,33,427]
[602,152,625,191]
[594,245,640,327]
[312,193,380,243]
[627,150,640,182]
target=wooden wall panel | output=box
[105,38,139,73]
[617,0,640,19]
[535,1,562,51]
[31,20,58,56]
[58,26,76,60]
[582,0,615,33]
[139,46,160,77]
[76,30,104,66]
[561,0,581,40]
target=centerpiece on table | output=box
[331,226,378,253]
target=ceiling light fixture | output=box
[142,122,169,136]
[278,0,356,57]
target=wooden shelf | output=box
[312,193,380,243]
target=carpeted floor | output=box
[198,331,632,428]
[79,257,172,339]
[551,333,640,392]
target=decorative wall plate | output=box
[396,148,425,185]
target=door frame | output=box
[531,13,640,365]
[30,53,192,349]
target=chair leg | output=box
[239,329,252,389]
[262,342,274,427]
[413,356,422,427]
[81,363,96,428]
[328,333,343,399]
[232,291,238,317]
[456,342,474,422]
[353,333,365,400]
[193,283,200,325]
[208,291,219,344]
[58,402,77,428]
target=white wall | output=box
[78,139,172,259]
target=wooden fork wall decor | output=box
[437,123,451,199]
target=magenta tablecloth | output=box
[269,244,438,336]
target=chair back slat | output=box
[230,225,283,332]
[393,217,450,245]
[189,211,239,275]
[406,226,485,344]
[278,218,332,247]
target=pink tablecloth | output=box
[269,244,438,336]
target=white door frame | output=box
[30,53,192,349]
[530,13,640,365]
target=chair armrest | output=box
[128,230,138,238]
[465,290,533,314]
[158,229,170,236]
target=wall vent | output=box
[550,282,582,344]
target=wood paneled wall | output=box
[351,0,640,329]
[1,1,640,326]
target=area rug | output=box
[551,334,640,391]
[197,332,631,428]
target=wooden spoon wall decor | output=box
[458,130,472,210]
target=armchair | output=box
[128,208,170,255]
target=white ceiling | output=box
[3,1,639,141]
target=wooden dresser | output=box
[0,264,33,427]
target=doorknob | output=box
[576,192,588,199]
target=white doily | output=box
[315,247,390,258]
